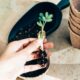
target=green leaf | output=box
[47,14,53,19]
[45,12,49,18]
[37,21,43,27]
[46,19,53,22]
[37,12,53,30]
[39,13,44,17]
[42,16,46,21]
[39,17,43,21]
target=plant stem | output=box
[41,21,46,33]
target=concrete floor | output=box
[17,64,80,80]
[0,0,80,80]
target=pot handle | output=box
[57,0,70,10]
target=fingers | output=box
[44,42,54,49]
[9,38,36,47]
[14,39,53,65]
[18,39,42,56]
[43,39,54,49]
[22,40,42,54]
[17,38,36,45]
[16,38,37,51]
[7,38,36,53]
[12,38,53,64]
[14,38,48,52]
[45,50,52,57]
[43,39,47,43]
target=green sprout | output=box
[37,12,53,50]
[37,12,53,39]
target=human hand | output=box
[0,38,53,80]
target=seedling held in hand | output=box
[21,12,53,77]
[37,12,53,50]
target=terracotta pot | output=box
[68,20,80,35]
[69,14,80,30]
[70,0,80,18]
[68,23,80,49]
[69,7,80,24]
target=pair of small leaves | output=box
[39,12,53,22]
[37,12,53,28]
[45,12,53,22]
[37,21,43,28]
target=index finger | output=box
[14,39,43,65]
[17,38,36,46]
[18,39,42,55]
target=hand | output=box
[0,38,53,80]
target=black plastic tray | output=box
[8,1,69,42]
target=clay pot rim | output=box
[70,0,80,14]
[69,19,80,31]
[68,20,80,35]
[68,21,80,37]
[69,15,80,30]
[70,7,80,22]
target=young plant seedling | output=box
[37,12,53,50]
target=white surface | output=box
[43,75,61,80]
[19,75,61,80]
[34,0,60,4]
[50,47,80,64]
[0,0,80,64]
[0,0,80,80]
